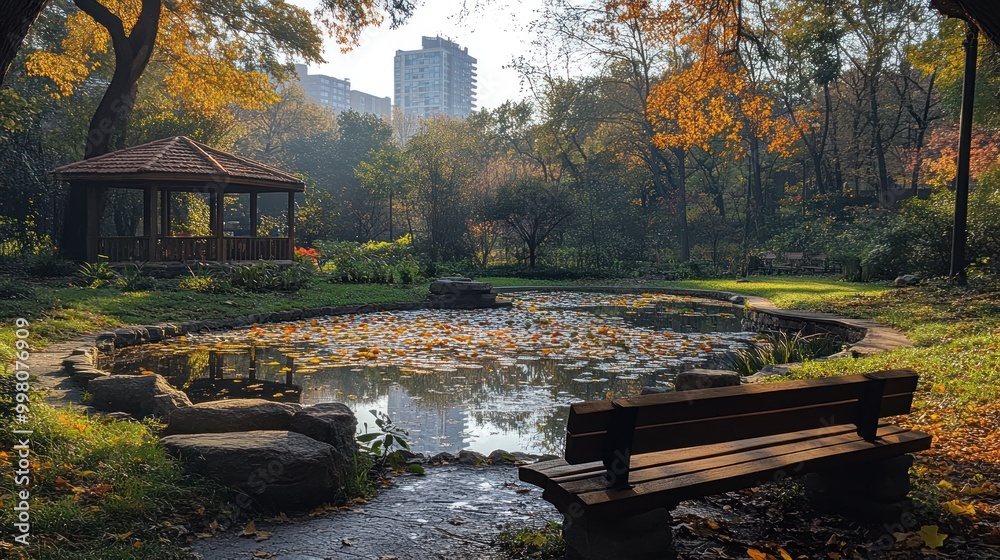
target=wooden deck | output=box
[98,236,292,262]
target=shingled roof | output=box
[932,0,1000,48]
[52,136,305,192]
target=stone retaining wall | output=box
[741,308,867,343]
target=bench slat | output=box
[546,429,931,516]
[565,391,915,463]
[560,425,910,495]
[549,422,900,485]
[520,423,894,487]
[567,369,917,433]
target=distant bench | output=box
[519,369,931,560]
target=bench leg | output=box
[805,454,915,523]
[562,507,675,560]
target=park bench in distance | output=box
[519,369,931,560]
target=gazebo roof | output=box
[52,136,305,192]
[932,0,1000,47]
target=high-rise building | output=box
[350,90,392,118]
[394,36,477,119]
[294,64,350,113]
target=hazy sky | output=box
[289,0,547,110]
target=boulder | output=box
[88,374,191,419]
[488,449,517,463]
[673,369,741,392]
[892,274,921,287]
[457,449,487,465]
[289,403,358,453]
[289,403,358,484]
[160,431,345,510]
[430,452,455,464]
[166,399,298,435]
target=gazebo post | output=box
[249,190,259,237]
[143,185,158,261]
[160,188,171,237]
[287,191,295,260]
[249,189,259,260]
[214,187,225,261]
[85,184,102,261]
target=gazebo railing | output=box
[160,237,217,262]
[97,236,292,262]
[97,237,150,262]
[224,237,292,261]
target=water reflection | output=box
[106,292,755,454]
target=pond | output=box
[105,292,757,455]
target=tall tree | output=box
[0,0,49,85]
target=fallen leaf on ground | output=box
[918,525,947,549]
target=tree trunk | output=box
[672,147,689,262]
[60,0,162,260]
[0,0,49,86]
[910,72,936,195]
[869,76,890,206]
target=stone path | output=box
[190,464,561,560]
[31,335,94,406]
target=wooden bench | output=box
[519,369,931,559]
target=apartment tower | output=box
[394,36,477,118]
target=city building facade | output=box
[350,90,392,118]
[394,36,477,118]
[294,64,350,113]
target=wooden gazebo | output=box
[53,136,305,263]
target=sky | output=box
[289,0,547,110]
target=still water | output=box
[106,292,756,455]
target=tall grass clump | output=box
[730,331,840,376]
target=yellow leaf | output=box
[242,520,256,536]
[779,548,793,560]
[936,479,954,491]
[747,549,771,560]
[918,525,947,549]
[943,499,976,517]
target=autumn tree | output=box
[490,179,576,268]
[0,0,50,85]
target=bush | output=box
[114,264,157,292]
[25,249,76,278]
[224,261,314,292]
[317,235,422,285]
[177,265,230,294]
[77,259,118,288]
[0,276,35,300]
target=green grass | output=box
[482,275,890,309]
[0,275,428,363]
[0,403,228,559]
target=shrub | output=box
[224,261,314,292]
[25,248,76,277]
[77,258,118,288]
[177,265,229,294]
[114,263,157,292]
[317,235,422,285]
[0,276,35,300]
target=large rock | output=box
[892,274,921,287]
[166,399,298,435]
[88,374,191,419]
[289,403,358,453]
[160,431,346,510]
[673,369,741,392]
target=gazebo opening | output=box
[53,136,304,263]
